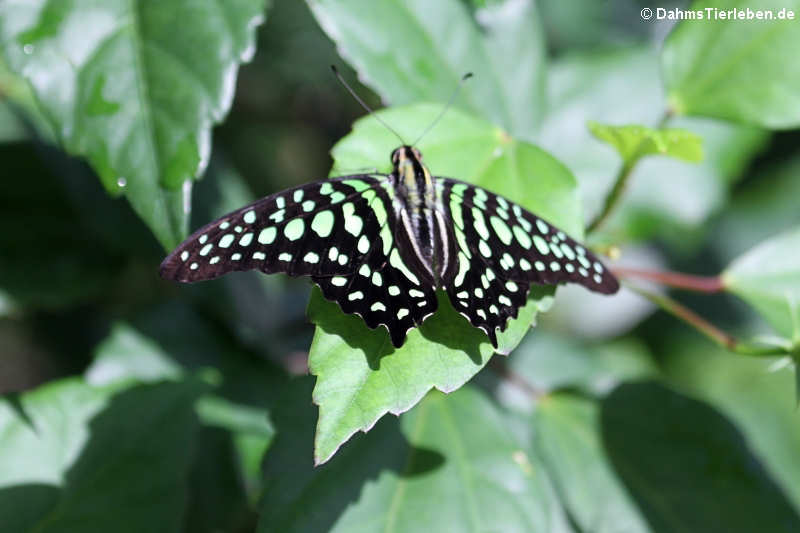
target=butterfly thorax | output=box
[390,146,452,286]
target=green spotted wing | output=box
[160,175,438,347]
[161,167,619,348]
[440,178,619,346]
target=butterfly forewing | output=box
[160,176,385,282]
[161,173,438,347]
[442,178,618,292]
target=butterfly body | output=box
[161,146,619,348]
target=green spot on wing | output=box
[311,210,334,238]
[284,219,305,241]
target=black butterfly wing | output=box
[161,175,389,281]
[161,174,436,347]
[439,178,619,346]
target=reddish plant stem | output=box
[613,267,724,293]
[629,285,790,357]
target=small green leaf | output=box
[662,0,800,129]
[307,0,546,139]
[588,121,703,167]
[0,0,267,249]
[722,226,800,342]
[601,382,800,531]
[309,104,578,464]
[0,377,206,532]
[195,395,274,440]
[260,386,563,532]
[540,47,767,248]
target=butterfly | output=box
[160,142,619,348]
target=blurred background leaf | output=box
[1,0,800,530]
[0,0,267,249]
[0,377,206,532]
[722,226,800,343]
[601,382,800,532]
[259,385,569,532]
[307,0,546,140]
[662,0,800,128]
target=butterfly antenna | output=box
[412,72,473,147]
[331,65,406,145]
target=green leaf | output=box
[722,226,800,342]
[0,0,266,249]
[662,0,800,129]
[509,331,657,397]
[0,143,125,311]
[540,47,767,248]
[0,377,205,532]
[712,156,800,262]
[664,337,800,511]
[534,394,651,533]
[601,382,800,531]
[260,385,565,532]
[307,0,546,139]
[309,103,578,464]
[588,121,703,167]
[195,394,274,440]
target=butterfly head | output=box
[391,145,423,166]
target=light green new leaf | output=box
[0,377,206,532]
[722,226,800,342]
[260,386,564,532]
[307,0,546,140]
[662,0,800,129]
[309,104,580,464]
[588,121,703,168]
[0,0,266,249]
[540,47,767,248]
[534,394,651,533]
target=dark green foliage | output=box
[2,0,800,531]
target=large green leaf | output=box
[0,377,205,532]
[664,337,800,512]
[662,0,800,129]
[307,0,546,140]
[309,103,579,464]
[722,226,800,342]
[0,143,126,311]
[539,47,767,247]
[534,394,651,533]
[83,305,280,530]
[260,385,565,532]
[601,382,800,532]
[0,0,266,249]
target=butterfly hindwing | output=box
[313,180,439,347]
[160,175,386,282]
